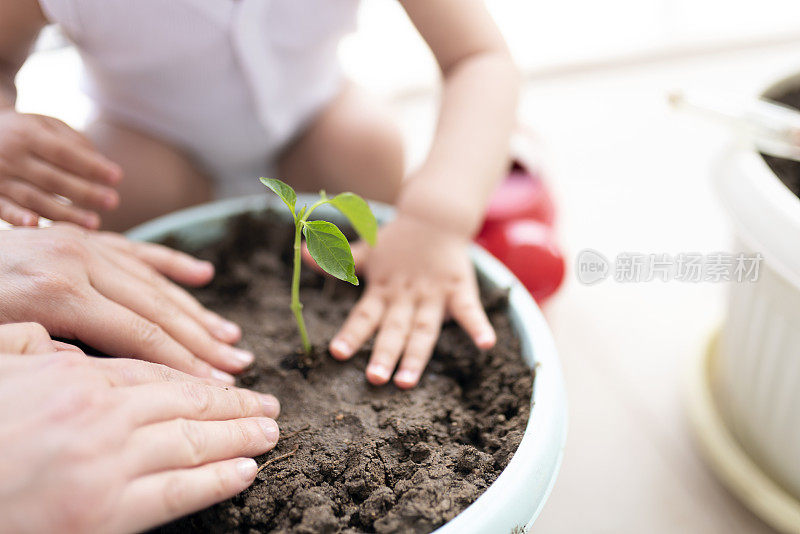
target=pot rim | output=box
[127,193,567,534]
[713,71,800,289]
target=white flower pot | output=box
[127,193,568,534]
[713,73,800,501]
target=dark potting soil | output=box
[156,211,534,534]
[763,90,800,199]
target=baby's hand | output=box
[323,214,497,389]
[0,109,122,228]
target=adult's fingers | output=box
[328,286,386,360]
[97,233,216,287]
[394,298,445,389]
[87,257,252,373]
[0,195,38,226]
[447,278,496,350]
[29,128,122,185]
[0,322,54,355]
[126,417,279,475]
[116,381,279,426]
[51,340,86,354]
[92,358,216,387]
[23,157,118,211]
[93,234,239,343]
[112,458,257,533]
[0,178,100,228]
[71,290,236,384]
[366,295,414,385]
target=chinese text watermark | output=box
[576,249,762,285]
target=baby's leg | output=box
[278,84,405,204]
[86,117,213,232]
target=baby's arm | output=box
[0,1,121,227]
[0,2,46,107]
[328,0,519,389]
[397,0,519,235]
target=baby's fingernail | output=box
[226,347,254,368]
[83,213,100,228]
[257,418,280,443]
[366,364,391,384]
[236,458,258,481]
[476,331,496,348]
[101,192,118,210]
[104,163,123,183]
[211,368,236,384]
[259,393,280,416]
[330,339,352,358]
[394,369,419,387]
[20,213,37,226]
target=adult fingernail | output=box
[236,458,258,481]
[227,347,254,368]
[330,339,352,358]
[394,369,418,387]
[259,394,280,416]
[211,368,236,384]
[257,418,280,443]
[366,364,391,384]
[214,320,240,340]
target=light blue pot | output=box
[127,194,567,534]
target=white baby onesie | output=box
[38,0,360,197]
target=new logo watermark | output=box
[575,249,762,285]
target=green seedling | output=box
[260,177,377,354]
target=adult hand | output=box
[0,352,280,533]
[0,321,84,355]
[0,224,252,383]
[0,110,122,228]
[312,214,496,389]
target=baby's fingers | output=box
[447,279,496,350]
[0,195,38,226]
[394,298,445,389]
[31,128,122,185]
[366,295,414,385]
[0,179,99,228]
[24,158,118,211]
[329,287,385,361]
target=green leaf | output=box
[329,193,377,247]
[302,220,358,285]
[260,178,296,216]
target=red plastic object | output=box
[476,219,565,303]
[476,160,565,303]
[482,161,555,230]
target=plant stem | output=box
[291,223,311,353]
[289,195,330,354]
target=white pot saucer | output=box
[686,332,800,534]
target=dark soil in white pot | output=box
[154,211,533,534]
